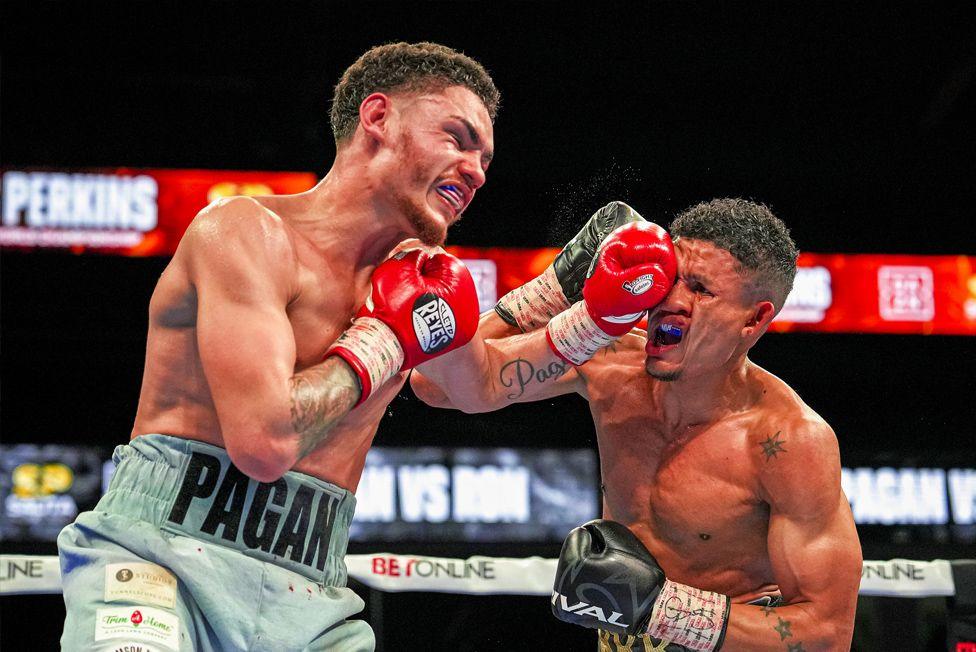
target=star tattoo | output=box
[787,642,806,652]
[759,604,776,617]
[759,431,787,461]
[774,617,793,640]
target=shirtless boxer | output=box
[57,42,498,651]
[411,199,862,651]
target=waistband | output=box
[97,434,357,586]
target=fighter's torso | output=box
[130,196,405,491]
[580,332,795,603]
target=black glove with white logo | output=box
[551,519,664,636]
[552,520,730,650]
[494,202,646,331]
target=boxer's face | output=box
[645,239,766,381]
[385,86,494,245]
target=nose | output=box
[656,278,693,317]
[459,152,486,192]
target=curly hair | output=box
[330,42,500,143]
[670,198,799,310]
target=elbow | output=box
[409,372,454,409]
[409,371,496,414]
[806,615,855,652]
[224,430,296,483]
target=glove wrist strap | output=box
[494,266,571,332]
[327,318,405,405]
[645,579,730,651]
[546,301,615,366]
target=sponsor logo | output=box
[778,266,832,323]
[878,265,935,321]
[166,451,340,573]
[551,591,629,626]
[95,606,179,648]
[5,462,78,520]
[622,274,654,296]
[106,563,177,609]
[0,558,45,581]
[371,556,496,580]
[2,171,158,232]
[861,561,928,582]
[206,182,272,203]
[460,259,498,312]
[411,293,456,354]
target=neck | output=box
[654,355,753,433]
[290,146,415,269]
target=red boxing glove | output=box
[547,222,676,365]
[327,249,480,405]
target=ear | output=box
[742,301,776,338]
[359,92,392,143]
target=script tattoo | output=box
[498,358,568,399]
[759,431,788,461]
[289,358,361,458]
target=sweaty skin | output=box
[411,239,862,650]
[131,85,494,491]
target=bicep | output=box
[763,429,862,618]
[186,202,299,437]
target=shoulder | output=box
[180,197,299,276]
[580,328,647,378]
[751,366,841,512]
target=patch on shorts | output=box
[105,563,177,608]
[95,606,180,650]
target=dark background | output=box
[2,1,975,650]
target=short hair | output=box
[670,198,799,310]
[330,41,500,143]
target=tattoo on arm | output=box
[755,606,806,651]
[289,358,361,458]
[498,358,567,399]
[759,431,788,461]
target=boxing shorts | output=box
[57,434,374,651]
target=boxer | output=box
[412,198,862,650]
[57,42,497,651]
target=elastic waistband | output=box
[97,434,356,586]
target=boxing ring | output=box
[4,553,974,646]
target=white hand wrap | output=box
[645,579,730,651]
[545,301,614,366]
[328,317,405,400]
[495,266,572,331]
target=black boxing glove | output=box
[494,201,646,331]
[551,520,730,651]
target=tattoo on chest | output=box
[759,431,788,461]
[498,358,567,399]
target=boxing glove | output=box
[494,201,647,331]
[546,221,676,365]
[326,249,480,405]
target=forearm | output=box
[413,325,570,412]
[288,356,362,458]
[719,601,851,651]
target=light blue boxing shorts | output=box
[57,434,374,651]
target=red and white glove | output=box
[546,222,676,365]
[326,249,480,405]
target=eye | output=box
[448,131,463,147]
